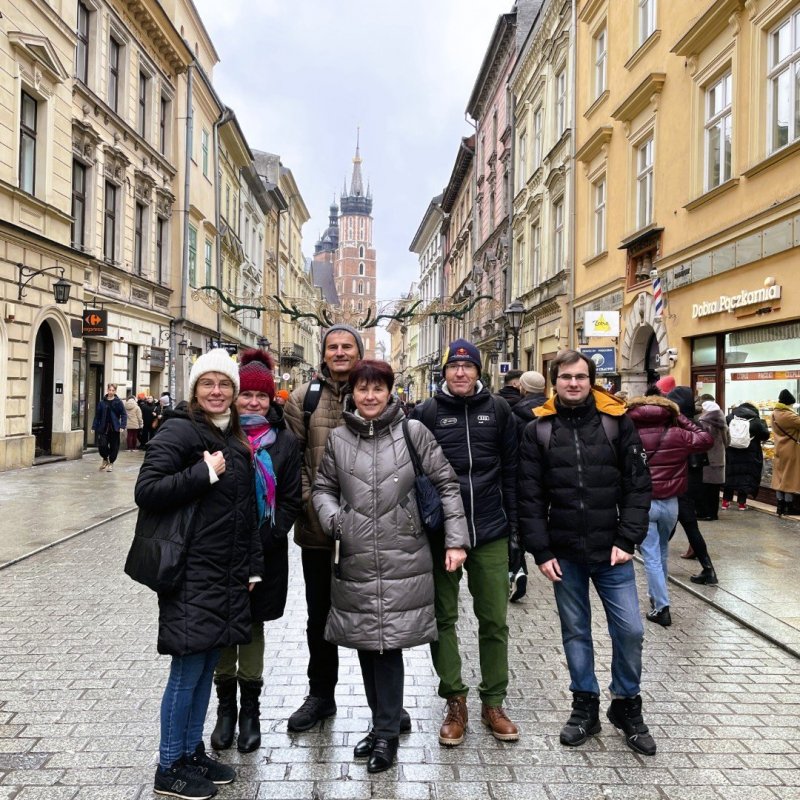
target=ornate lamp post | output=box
[504,300,526,370]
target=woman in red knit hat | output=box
[210,348,303,754]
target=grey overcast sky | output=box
[191,0,511,306]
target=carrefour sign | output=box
[692,284,781,319]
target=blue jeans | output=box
[159,650,219,767]
[641,497,678,612]
[553,559,644,698]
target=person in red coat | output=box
[627,395,713,627]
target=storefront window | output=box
[72,348,84,431]
[692,335,717,365]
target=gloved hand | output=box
[508,526,523,573]
[701,400,721,413]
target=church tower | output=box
[334,134,376,358]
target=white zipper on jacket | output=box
[465,405,477,548]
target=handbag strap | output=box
[401,419,424,477]
[774,419,800,445]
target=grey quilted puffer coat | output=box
[312,398,469,652]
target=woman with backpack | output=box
[722,402,770,510]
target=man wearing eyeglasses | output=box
[517,349,655,756]
[412,338,519,747]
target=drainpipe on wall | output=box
[567,0,578,349]
[212,108,234,343]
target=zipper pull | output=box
[369,420,374,437]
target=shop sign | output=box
[691,285,782,318]
[82,309,107,336]
[584,311,620,337]
[581,346,616,373]
[730,370,800,381]
[149,348,166,370]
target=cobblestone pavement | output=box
[2,515,800,800]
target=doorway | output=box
[32,322,55,455]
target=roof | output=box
[311,257,340,305]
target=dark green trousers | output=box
[429,537,509,706]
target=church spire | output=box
[350,128,364,198]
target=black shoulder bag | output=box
[401,419,445,537]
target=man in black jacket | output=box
[412,338,519,747]
[496,370,522,408]
[518,349,655,756]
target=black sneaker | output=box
[646,606,672,627]
[187,743,235,785]
[509,569,527,603]
[400,707,412,733]
[606,696,657,756]
[560,692,601,747]
[154,759,218,799]
[287,695,337,732]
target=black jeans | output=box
[301,548,338,699]
[98,430,120,464]
[357,649,403,739]
[674,492,709,561]
[722,487,748,505]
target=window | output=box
[108,37,120,112]
[359,262,365,275]
[204,239,212,285]
[359,245,365,257]
[103,181,117,262]
[76,2,90,83]
[138,71,148,137]
[705,72,732,189]
[134,202,145,274]
[156,217,166,284]
[489,190,496,227]
[531,221,541,287]
[188,225,197,286]
[555,69,567,135]
[594,28,607,98]
[19,91,37,195]
[768,9,800,152]
[72,161,86,248]
[358,282,364,295]
[225,184,230,220]
[639,0,656,44]
[593,177,606,255]
[517,236,526,290]
[636,137,654,228]
[159,95,169,154]
[126,344,138,391]
[201,129,209,177]
[517,131,527,191]
[553,199,564,273]
[533,106,543,169]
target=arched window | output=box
[358,282,364,295]
[358,300,363,311]
[359,245,365,258]
[359,262,365,275]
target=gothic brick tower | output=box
[334,134,376,359]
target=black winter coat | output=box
[411,384,517,549]
[249,406,302,623]
[134,407,264,656]
[518,390,652,565]
[496,385,522,408]
[512,393,547,436]
[724,403,770,497]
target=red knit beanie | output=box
[239,349,275,399]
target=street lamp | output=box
[504,300,526,370]
[17,263,72,304]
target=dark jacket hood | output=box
[667,386,695,419]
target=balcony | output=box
[281,343,305,366]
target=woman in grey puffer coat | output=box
[313,360,468,774]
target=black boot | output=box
[777,500,785,517]
[210,677,237,751]
[367,737,398,773]
[690,555,718,585]
[237,679,263,753]
[607,695,656,756]
[560,692,601,747]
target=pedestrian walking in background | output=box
[723,402,770,510]
[313,360,468,773]
[133,349,263,800]
[496,369,523,408]
[91,383,126,472]
[211,349,302,755]
[692,393,729,521]
[411,338,520,747]
[517,349,655,755]
[282,324,366,733]
[628,393,712,627]
[665,387,725,585]
[508,370,549,603]
[139,393,156,448]
[124,394,143,451]
[772,389,800,516]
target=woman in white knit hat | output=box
[132,349,264,800]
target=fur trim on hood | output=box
[627,394,680,416]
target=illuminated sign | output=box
[692,285,781,318]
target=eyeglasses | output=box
[197,379,235,391]
[446,363,478,374]
[557,373,590,383]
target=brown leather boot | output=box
[438,696,467,746]
[481,704,519,742]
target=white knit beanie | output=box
[188,349,240,399]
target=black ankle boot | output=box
[367,737,398,773]
[237,679,263,753]
[690,555,718,585]
[560,692,601,747]
[210,677,237,751]
[777,500,785,517]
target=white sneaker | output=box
[99,459,108,471]
[106,463,113,472]
[509,569,527,603]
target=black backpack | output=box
[534,414,619,456]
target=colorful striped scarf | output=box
[240,413,277,526]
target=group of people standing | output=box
[128,325,800,800]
